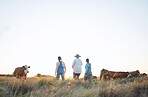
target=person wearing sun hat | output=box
[72,54,82,80]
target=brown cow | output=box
[113,72,129,79]
[13,65,30,80]
[128,70,140,78]
[100,69,111,80]
[140,73,147,77]
[100,69,131,80]
[108,71,116,79]
[92,76,98,80]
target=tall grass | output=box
[0,77,148,97]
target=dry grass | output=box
[0,76,148,97]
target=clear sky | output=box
[0,0,148,77]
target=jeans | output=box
[84,73,92,85]
[56,73,64,80]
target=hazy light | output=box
[0,0,148,77]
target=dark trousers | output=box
[73,72,80,80]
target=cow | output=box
[140,73,147,77]
[92,76,98,80]
[100,69,111,80]
[113,72,129,79]
[13,65,30,80]
[100,69,131,80]
[128,70,140,78]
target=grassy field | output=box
[0,76,148,97]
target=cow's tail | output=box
[100,73,102,80]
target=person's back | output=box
[55,56,66,81]
[57,61,64,74]
[72,54,82,80]
[73,58,82,73]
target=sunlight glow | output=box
[0,0,148,77]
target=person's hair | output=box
[58,56,61,61]
[86,58,89,63]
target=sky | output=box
[0,0,148,77]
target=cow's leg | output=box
[24,74,27,80]
[104,75,106,81]
[25,76,26,80]
[16,73,19,78]
[109,76,110,80]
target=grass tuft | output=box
[0,76,148,97]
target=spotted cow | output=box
[13,65,30,80]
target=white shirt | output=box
[72,58,82,73]
[55,61,66,74]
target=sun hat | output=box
[74,54,81,58]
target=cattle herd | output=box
[100,69,147,80]
[13,65,147,80]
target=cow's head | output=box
[23,65,30,74]
[136,70,140,73]
[140,73,147,77]
[100,69,110,80]
[134,70,140,76]
[129,70,140,77]
[101,69,109,74]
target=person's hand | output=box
[64,72,66,76]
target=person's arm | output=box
[81,60,83,66]
[63,62,66,73]
[72,60,75,69]
[55,62,58,76]
[65,67,66,74]
[85,64,89,73]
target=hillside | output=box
[0,77,148,97]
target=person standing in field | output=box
[84,58,92,85]
[72,54,82,80]
[55,56,66,80]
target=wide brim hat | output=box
[74,54,81,58]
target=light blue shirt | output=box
[85,63,90,73]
